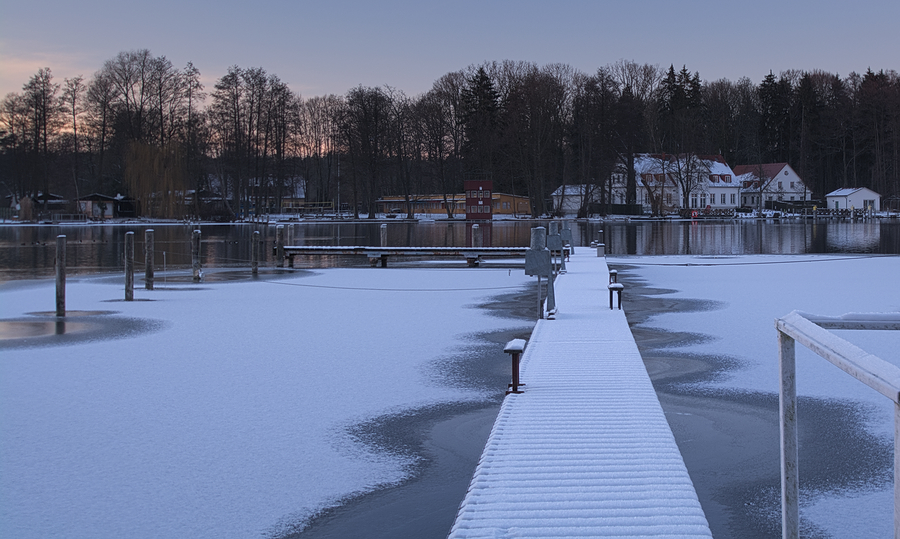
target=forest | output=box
[1,49,898,219]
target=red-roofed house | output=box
[732,163,809,209]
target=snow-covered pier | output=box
[449,251,712,538]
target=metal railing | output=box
[776,311,900,539]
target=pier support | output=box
[55,235,66,317]
[252,230,260,275]
[125,232,134,301]
[192,229,202,282]
[144,229,154,290]
[276,225,285,268]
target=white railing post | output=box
[776,311,900,539]
[896,402,900,539]
[779,329,799,539]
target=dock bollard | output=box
[608,283,624,310]
[125,231,134,301]
[597,243,605,257]
[504,339,527,394]
[609,269,617,284]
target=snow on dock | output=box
[449,251,712,538]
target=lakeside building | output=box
[376,192,531,217]
[733,163,810,209]
[610,153,739,215]
[825,187,882,212]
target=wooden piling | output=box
[252,230,260,274]
[144,229,154,290]
[276,225,284,268]
[192,229,201,282]
[125,231,134,301]
[55,235,66,317]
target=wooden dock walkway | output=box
[448,250,712,538]
[282,245,528,267]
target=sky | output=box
[1,0,898,97]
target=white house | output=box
[825,187,881,212]
[612,154,739,214]
[550,184,602,215]
[732,163,809,208]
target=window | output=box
[700,195,707,207]
[721,193,726,204]
[691,196,698,208]
[790,182,795,189]
[710,174,719,183]
[731,193,736,204]
[778,181,783,189]
[722,175,731,183]
[666,193,672,204]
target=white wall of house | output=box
[825,187,881,211]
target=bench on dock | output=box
[281,246,528,267]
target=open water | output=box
[1,218,898,281]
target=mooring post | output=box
[192,229,202,282]
[472,223,482,248]
[251,230,260,275]
[895,402,900,538]
[144,229,154,290]
[609,269,618,284]
[55,235,66,317]
[380,223,387,247]
[597,243,605,257]
[608,283,624,310]
[276,225,285,268]
[125,231,134,301]
[504,339,526,394]
[778,330,799,539]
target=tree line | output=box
[1,49,898,219]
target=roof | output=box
[631,154,735,179]
[551,184,596,197]
[826,187,881,198]
[732,163,787,180]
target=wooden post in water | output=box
[380,223,387,247]
[144,229,154,290]
[472,224,482,248]
[252,230,260,274]
[276,225,284,268]
[55,235,66,317]
[192,229,201,282]
[125,231,134,301]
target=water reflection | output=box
[1,219,897,281]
